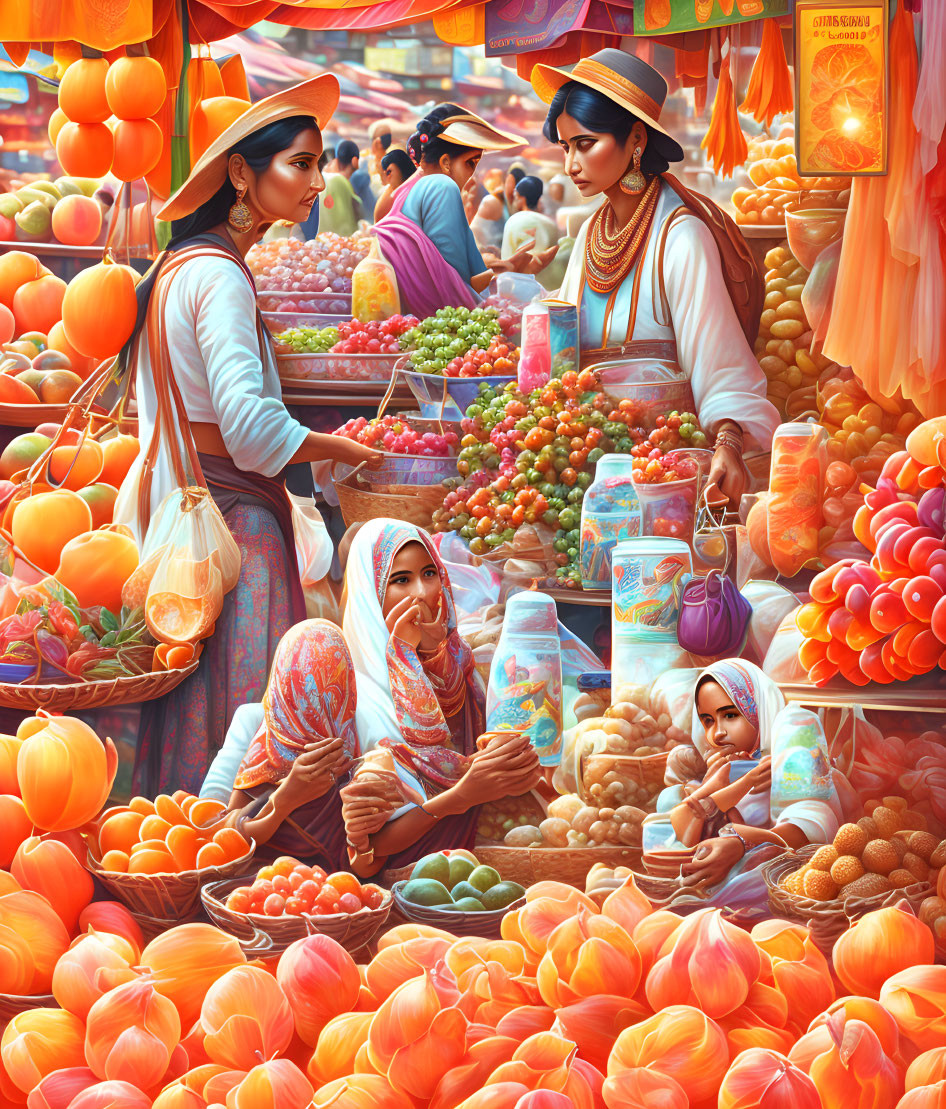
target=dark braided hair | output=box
[407,103,477,166]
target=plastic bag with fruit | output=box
[741,579,800,662]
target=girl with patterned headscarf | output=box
[209,518,541,871]
[645,660,848,911]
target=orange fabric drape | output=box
[739,17,793,128]
[0,0,153,49]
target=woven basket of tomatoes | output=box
[201,857,392,955]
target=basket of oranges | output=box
[86,790,255,920]
[201,857,392,955]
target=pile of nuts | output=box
[502,792,645,850]
[780,796,943,902]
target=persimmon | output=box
[100,850,130,872]
[133,838,170,853]
[128,848,174,874]
[0,251,46,310]
[98,811,144,856]
[0,374,39,404]
[98,432,139,487]
[47,107,68,146]
[105,55,167,120]
[11,275,66,337]
[112,118,163,182]
[56,121,114,178]
[48,438,103,489]
[51,194,102,247]
[58,57,110,122]
[77,482,118,529]
[61,261,137,359]
[54,528,139,613]
[12,488,92,573]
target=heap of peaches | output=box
[224,856,387,917]
[92,791,251,875]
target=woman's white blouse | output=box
[115,254,309,543]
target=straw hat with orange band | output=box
[531,49,684,166]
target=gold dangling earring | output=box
[620,146,647,195]
[228,185,254,233]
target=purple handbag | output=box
[677,569,752,657]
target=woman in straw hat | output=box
[115,74,380,795]
[373,104,558,320]
[532,50,779,506]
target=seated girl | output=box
[203,518,541,871]
[646,660,846,908]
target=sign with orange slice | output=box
[795,0,888,176]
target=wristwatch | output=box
[718,824,750,858]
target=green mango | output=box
[448,855,476,888]
[468,865,501,894]
[453,897,487,912]
[53,177,84,198]
[449,881,483,903]
[0,194,23,218]
[410,852,450,886]
[14,200,51,237]
[29,181,61,200]
[400,878,454,907]
[480,881,526,911]
[17,187,56,211]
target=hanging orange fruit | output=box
[104,55,167,120]
[47,107,69,147]
[58,57,111,123]
[56,121,114,177]
[61,260,139,359]
[16,712,118,831]
[112,118,164,182]
[190,97,248,164]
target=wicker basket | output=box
[0,663,199,711]
[87,842,256,920]
[581,750,670,809]
[0,992,57,1021]
[201,876,393,955]
[334,469,445,530]
[390,881,524,939]
[471,844,642,889]
[761,845,934,954]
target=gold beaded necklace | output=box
[584,177,661,294]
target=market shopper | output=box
[373,148,415,222]
[319,138,363,236]
[201,519,541,870]
[501,175,561,261]
[533,49,780,505]
[116,75,380,794]
[373,104,556,319]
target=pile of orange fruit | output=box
[225,856,386,917]
[93,791,251,875]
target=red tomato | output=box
[263,894,285,916]
[272,874,292,897]
[338,892,362,914]
[284,896,305,915]
[315,886,340,914]
[361,885,384,909]
[296,879,320,907]
[226,888,252,913]
[252,879,275,900]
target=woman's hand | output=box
[487,238,537,275]
[276,738,350,812]
[679,835,745,890]
[706,424,749,507]
[453,733,542,808]
[384,596,423,648]
[524,244,560,274]
[747,755,772,794]
[416,596,448,654]
[340,772,404,850]
[330,437,385,470]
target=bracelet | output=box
[715,427,744,452]
[419,800,439,820]
[346,838,374,861]
[718,824,750,858]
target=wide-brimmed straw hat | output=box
[158,73,340,222]
[531,49,684,163]
[426,108,524,152]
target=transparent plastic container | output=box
[785,207,847,270]
[486,591,562,767]
[770,705,833,820]
[541,299,579,378]
[634,475,698,547]
[588,358,695,429]
[579,454,641,590]
[611,537,692,640]
[765,422,827,578]
[351,239,400,321]
[518,300,551,393]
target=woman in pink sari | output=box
[373,104,557,319]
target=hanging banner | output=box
[633,0,789,35]
[485,0,590,57]
[581,0,635,35]
[795,0,888,175]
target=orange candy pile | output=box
[93,791,250,875]
[225,855,386,918]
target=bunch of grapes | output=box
[334,414,458,457]
[274,325,340,354]
[248,232,370,295]
[479,293,524,340]
[333,315,419,355]
[631,452,700,485]
[401,306,505,375]
[444,335,519,378]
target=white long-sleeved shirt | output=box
[114,253,310,543]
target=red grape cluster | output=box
[444,336,520,378]
[334,315,419,355]
[630,411,709,456]
[631,453,699,484]
[334,414,459,457]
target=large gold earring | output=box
[228,185,254,233]
[620,146,646,195]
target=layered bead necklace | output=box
[584,177,661,294]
